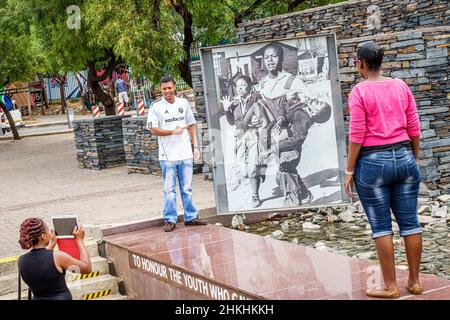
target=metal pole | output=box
[26,86,33,119]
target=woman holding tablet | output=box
[18,217,92,300]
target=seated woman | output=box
[18,218,92,300]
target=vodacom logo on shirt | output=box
[165,116,185,123]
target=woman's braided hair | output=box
[18,218,46,249]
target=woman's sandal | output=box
[406,283,424,295]
[365,287,401,299]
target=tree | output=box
[165,0,344,86]
[0,0,42,140]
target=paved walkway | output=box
[0,132,216,258]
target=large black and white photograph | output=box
[203,35,346,213]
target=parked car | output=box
[0,94,24,133]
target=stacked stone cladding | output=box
[191,0,450,193]
[73,116,128,170]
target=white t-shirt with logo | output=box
[146,97,196,161]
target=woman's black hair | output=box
[235,75,252,85]
[357,41,384,71]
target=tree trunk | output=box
[87,51,118,116]
[0,101,20,140]
[87,64,115,116]
[171,0,193,87]
[74,72,88,113]
[57,74,67,114]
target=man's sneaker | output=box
[163,222,176,232]
[252,195,262,208]
[184,218,207,226]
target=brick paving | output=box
[0,133,215,258]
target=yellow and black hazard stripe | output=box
[82,289,112,300]
[71,271,100,282]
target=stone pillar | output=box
[73,115,129,170]
[122,116,203,175]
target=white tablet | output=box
[51,215,79,239]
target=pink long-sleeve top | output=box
[348,78,421,146]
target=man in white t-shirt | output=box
[146,76,206,232]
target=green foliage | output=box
[84,0,183,81]
[0,0,40,86]
[1,0,344,86]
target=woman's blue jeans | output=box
[354,147,422,239]
[160,159,198,224]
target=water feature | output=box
[243,209,450,280]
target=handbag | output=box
[17,256,32,300]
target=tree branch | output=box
[170,0,193,86]
[234,0,267,27]
[287,0,307,12]
[87,50,117,83]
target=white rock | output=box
[272,220,280,226]
[365,224,372,230]
[348,205,358,214]
[291,238,299,245]
[271,230,284,239]
[339,210,356,222]
[437,194,450,202]
[231,214,245,229]
[302,222,321,231]
[349,225,361,231]
[215,223,224,227]
[244,226,250,231]
[316,245,330,252]
[281,223,290,232]
[418,205,431,215]
[314,241,326,248]
[356,252,374,260]
[432,206,447,218]
[392,221,400,232]
[418,215,433,225]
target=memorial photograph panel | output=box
[204,35,346,213]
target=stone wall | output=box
[237,0,449,42]
[122,115,204,175]
[192,61,213,180]
[73,116,128,170]
[337,28,450,194]
[122,117,160,175]
[210,0,449,195]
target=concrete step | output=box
[0,273,27,296]
[0,274,120,300]
[0,238,101,277]
[94,293,128,300]
[65,256,110,282]
[68,274,119,300]
[0,255,20,276]
[0,290,29,300]
[0,256,110,296]
[0,238,99,276]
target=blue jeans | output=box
[354,147,422,239]
[160,159,198,224]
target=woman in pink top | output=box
[344,42,423,299]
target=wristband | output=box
[345,169,354,176]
